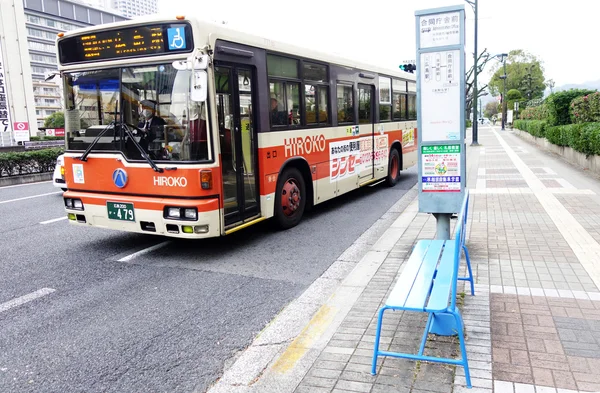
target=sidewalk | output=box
[206,126,600,393]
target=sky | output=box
[155,0,599,97]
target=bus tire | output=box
[385,148,401,187]
[274,167,306,230]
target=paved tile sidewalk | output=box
[207,126,600,393]
[290,127,600,393]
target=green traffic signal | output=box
[399,64,416,73]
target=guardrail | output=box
[23,140,65,150]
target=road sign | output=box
[14,122,28,131]
[415,5,466,239]
[13,122,30,142]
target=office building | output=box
[23,0,128,127]
[110,0,157,19]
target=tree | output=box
[487,49,546,100]
[484,101,499,118]
[465,48,495,120]
[44,111,65,128]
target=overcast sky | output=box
[157,0,597,94]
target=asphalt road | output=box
[0,167,417,393]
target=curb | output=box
[204,184,420,393]
[0,173,53,188]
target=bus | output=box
[55,15,418,238]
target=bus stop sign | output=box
[415,5,467,239]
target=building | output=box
[110,0,157,19]
[23,0,128,127]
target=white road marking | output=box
[118,241,170,262]
[0,191,61,205]
[0,181,53,189]
[0,288,56,314]
[40,216,68,225]
[543,167,557,175]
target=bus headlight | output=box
[167,207,181,218]
[184,208,197,220]
[65,198,84,210]
[164,207,198,221]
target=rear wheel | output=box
[61,188,67,192]
[274,167,306,230]
[385,148,401,187]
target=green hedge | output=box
[30,136,65,141]
[546,89,596,126]
[513,119,548,138]
[0,148,63,177]
[516,121,600,157]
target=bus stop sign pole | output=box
[415,5,467,240]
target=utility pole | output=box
[469,0,479,145]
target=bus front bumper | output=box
[63,191,222,238]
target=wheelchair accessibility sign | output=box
[167,26,186,50]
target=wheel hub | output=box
[281,179,301,217]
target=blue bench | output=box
[371,191,475,388]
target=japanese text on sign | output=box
[421,144,461,192]
[419,12,461,48]
[0,44,12,134]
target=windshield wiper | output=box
[77,121,115,162]
[122,123,164,173]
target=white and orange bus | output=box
[55,15,418,238]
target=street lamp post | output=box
[465,0,478,145]
[491,53,508,130]
[501,58,507,130]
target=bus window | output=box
[337,84,354,123]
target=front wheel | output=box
[385,148,401,187]
[274,167,306,230]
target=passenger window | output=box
[379,76,391,122]
[392,79,407,121]
[358,86,372,124]
[306,84,329,125]
[318,86,328,125]
[408,94,417,120]
[287,83,300,125]
[267,55,298,78]
[270,82,286,126]
[337,84,354,123]
[270,81,300,126]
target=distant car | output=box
[478,117,491,125]
[53,154,67,191]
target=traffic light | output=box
[399,63,416,73]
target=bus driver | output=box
[137,99,166,151]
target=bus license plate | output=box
[107,202,135,222]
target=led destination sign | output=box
[58,23,193,65]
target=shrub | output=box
[0,148,63,177]
[520,104,550,121]
[571,92,600,124]
[513,120,548,138]
[546,89,597,126]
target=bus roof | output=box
[58,14,417,82]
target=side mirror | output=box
[45,71,59,82]
[190,70,207,102]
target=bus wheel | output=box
[274,167,306,229]
[385,148,401,187]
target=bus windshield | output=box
[63,62,209,162]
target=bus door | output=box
[358,84,375,182]
[215,65,259,227]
